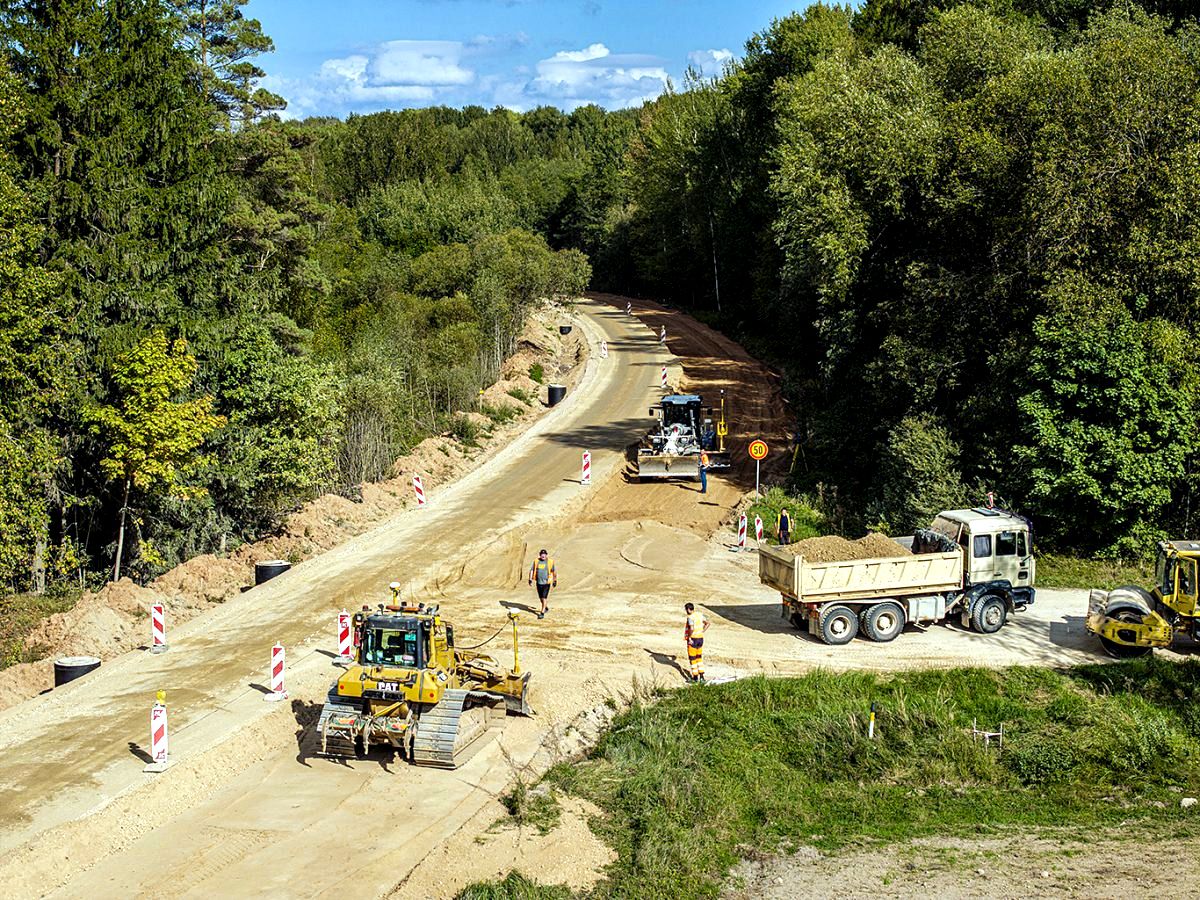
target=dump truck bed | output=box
[759,543,964,602]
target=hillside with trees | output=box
[2,0,1198,599]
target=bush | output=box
[746,486,826,543]
[507,386,532,405]
[449,413,483,445]
[456,872,571,900]
[482,401,521,424]
[528,363,544,384]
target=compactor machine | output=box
[317,584,531,767]
[635,392,730,480]
[1086,540,1200,657]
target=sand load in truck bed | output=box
[779,533,911,563]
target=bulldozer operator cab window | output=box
[363,628,421,668]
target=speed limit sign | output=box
[749,440,768,460]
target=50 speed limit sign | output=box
[749,440,768,460]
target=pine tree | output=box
[167,0,285,126]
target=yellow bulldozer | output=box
[1085,540,1200,657]
[316,584,532,767]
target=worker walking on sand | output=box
[777,508,792,545]
[528,549,557,619]
[698,449,709,494]
[684,602,709,683]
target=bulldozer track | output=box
[411,689,484,768]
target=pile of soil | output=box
[784,533,910,564]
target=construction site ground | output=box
[0,295,1149,899]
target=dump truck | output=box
[635,393,730,480]
[1085,540,1200,657]
[316,585,531,767]
[759,508,1036,645]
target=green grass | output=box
[449,412,484,446]
[499,777,562,835]
[507,387,532,405]
[456,872,572,900]
[1037,554,1154,590]
[529,363,545,384]
[0,588,82,669]
[483,401,521,425]
[470,658,1200,899]
[745,486,826,543]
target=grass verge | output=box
[744,486,825,543]
[1037,553,1154,590]
[466,658,1200,899]
[1,589,82,669]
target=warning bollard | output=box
[145,690,171,773]
[264,643,288,702]
[600,340,608,358]
[150,603,167,654]
[413,474,426,507]
[755,516,764,543]
[581,450,591,485]
[737,515,747,550]
[661,366,668,389]
[336,610,353,663]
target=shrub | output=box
[528,363,544,384]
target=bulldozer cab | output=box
[357,605,455,673]
[1156,542,1200,617]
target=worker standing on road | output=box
[684,602,709,683]
[698,449,709,494]
[528,549,557,620]
[777,508,792,545]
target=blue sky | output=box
[251,0,812,119]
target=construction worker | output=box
[698,448,709,494]
[684,602,709,683]
[528,549,557,619]
[777,508,792,545]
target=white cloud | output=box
[271,40,476,118]
[687,48,733,77]
[513,42,670,111]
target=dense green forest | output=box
[2,0,1198,596]
[593,0,1200,557]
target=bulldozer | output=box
[1085,540,1200,657]
[316,584,532,767]
[635,392,731,480]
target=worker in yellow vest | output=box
[528,549,557,619]
[776,508,792,545]
[684,602,710,683]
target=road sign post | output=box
[748,440,768,497]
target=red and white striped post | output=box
[336,610,353,663]
[755,516,764,543]
[144,691,171,772]
[413,475,426,508]
[737,515,747,550]
[264,642,288,702]
[150,603,167,654]
[660,366,668,389]
[581,450,591,486]
[600,340,608,359]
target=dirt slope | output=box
[0,295,1117,900]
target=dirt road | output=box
[0,295,1108,900]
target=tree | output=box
[167,0,284,125]
[874,413,969,533]
[86,334,225,581]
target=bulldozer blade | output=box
[636,454,698,480]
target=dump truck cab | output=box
[928,508,1036,606]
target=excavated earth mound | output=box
[784,533,911,563]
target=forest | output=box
[1,0,1198,597]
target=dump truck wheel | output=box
[820,605,858,645]
[970,595,1007,634]
[861,602,905,642]
[1099,603,1154,659]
